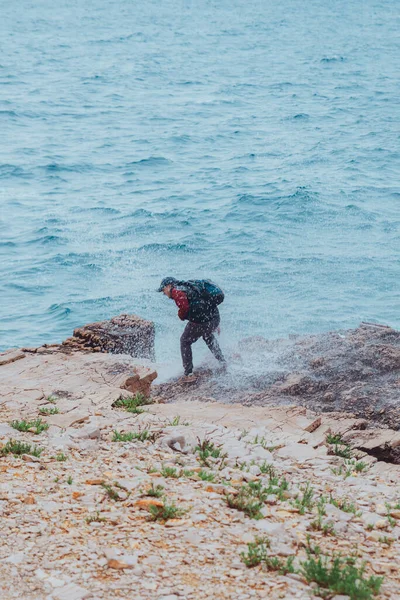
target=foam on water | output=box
[0,0,399,375]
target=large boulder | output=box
[62,314,155,360]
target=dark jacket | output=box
[171,281,220,323]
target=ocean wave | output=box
[125,157,172,168]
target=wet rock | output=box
[65,313,155,360]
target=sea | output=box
[1,0,399,374]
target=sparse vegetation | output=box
[330,496,360,516]
[259,462,276,476]
[226,487,263,519]
[195,438,227,468]
[86,512,106,524]
[1,439,42,457]
[67,475,73,485]
[46,395,57,404]
[143,483,164,498]
[56,452,67,461]
[333,443,352,459]
[101,483,121,501]
[241,536,270,567]
[264,555,295,575]
[198,470,215,482]
[167,415,190,426]
[183,469,194,477]
[113,393,153,414]
[292,482,315,514]
[300,547,384,600]
[326,433,344,445]
[10,418,49,435]
[148,500,185,522]
[39,406,59,416]
[378,535,394,546]
[112,430,134,442]
[161,466,179,478]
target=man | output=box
[158,277,226,377]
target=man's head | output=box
[157,277,178,298]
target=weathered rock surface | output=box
[0,351,157,410]
[0,394,399,600]
[62,313,155,360]
[154,323,400,429]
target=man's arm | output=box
[171,289,190,320]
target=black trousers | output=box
[180,314,225,375]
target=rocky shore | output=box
[1,316,399,599]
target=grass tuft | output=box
[147,500,185,522]
[1,439,42,457]
[10,418,49,435]
[39,406,59,416]
[241,536,270,567]
[112,430,134,442]
[143,483,164,498]
[198,470,215,482]
[113,393,153,414]
[226,488,263,519]
[292,482,315,515]
[300,548,383,600]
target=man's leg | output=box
[202,318,225,364]
[180,322,202,375]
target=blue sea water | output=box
[1,0,399,367]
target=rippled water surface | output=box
[1,0,399,363]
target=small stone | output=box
[21,454,40,463]
[135,498,164,509]
[108,558,134,570]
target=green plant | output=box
[330,496,360,516]
[246,480,270,503]
[387,515,396,528]
[1,439,42,457]
[300,548,383,600]
[309,516,336,536]
[378,536,394,546]
[39,406,59,416]
[161,466,179,478]
[112,430,134,442]
[148,500,185,522]
[10,418,49,435]
[241,536,270,567]
[67,475,73,485]
[86,511,106,524]
[226,488,263,519]
[46,395,57,404]
[331,464,353,479]
[56,452,67,461]
[101,483,121,501]
[133,429,153,442]
[259,462,276,476]
[183,469,194,477]
[292,482,315,515]
[333,443,352,459]
[143,483,164,498]
[355,460,368,472]
[198,470,215,482]
[195,438,227,468]
[326,433,344,445]
[113,393,153,414]
[264,555,295,575]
